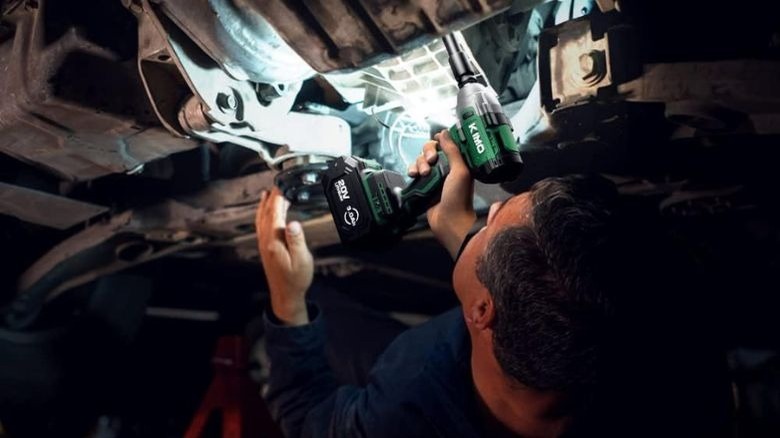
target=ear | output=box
[468,295,495,331]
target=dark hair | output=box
[476,175,620,391]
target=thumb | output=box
[435,130,469,176]
[285,221,311,263]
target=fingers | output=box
[422,140,439,163]
[255,189,269,238]
[257,188,287,238]
[272,189,290,233]
[408,140,440,177]
[285,221,312,268]
[415,154,431,176]
[256,188,291,264]
[434,130,468,175]
[409,154,431,177]
[264,187,289,230]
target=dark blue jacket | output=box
[263,307,482,437]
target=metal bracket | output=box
[135,0,351,162]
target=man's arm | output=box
[262,305,338,437]
[256,189,405,438]
[408,130,477,258]
[255,128,477,434]
[262,301,449,438]
[256,188,335,436]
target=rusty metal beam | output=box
[0,182,108,229]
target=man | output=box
[254,131,714,437]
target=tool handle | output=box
[400,151,450,218]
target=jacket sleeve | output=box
[261,304,332,437]
[262,305,425,438]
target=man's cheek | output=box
[452,268,468,305]
[452,240,481,303]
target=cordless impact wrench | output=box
[322,33,523,246]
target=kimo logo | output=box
[467,122,485,154]
[344,205,360,227]
[335,178,350,201]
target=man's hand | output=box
[408,130,476,259]
[255,188,314,326]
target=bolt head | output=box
[216,92,238,112]
[579,53,596,75]
[301,172,320,185]
[225,95,237,109]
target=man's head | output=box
[453,175,619,393]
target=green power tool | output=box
[321,33,523,246]
[321,152,451,246]
[443,33,524,184]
